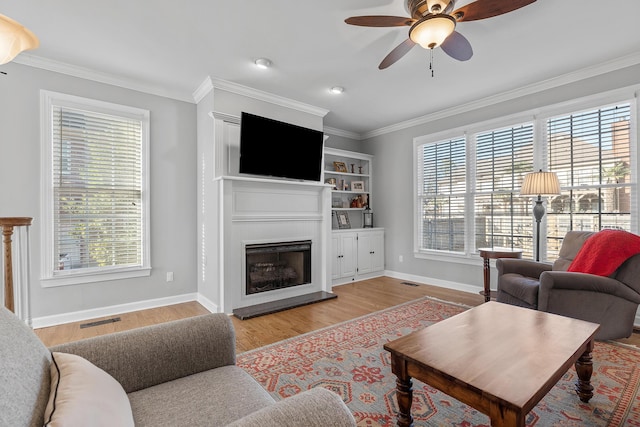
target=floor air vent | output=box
[80,317,121,329]
[401,281,419,287]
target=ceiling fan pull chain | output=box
[430,48,435,77]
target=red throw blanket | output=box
[568,229,640,277]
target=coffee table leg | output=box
[575,339,594,403]
[395,376,414,427]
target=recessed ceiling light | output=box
[254,58,272,69]
[330,86,344,94]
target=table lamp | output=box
[520,170,561,261]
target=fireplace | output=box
[245,240,312,295]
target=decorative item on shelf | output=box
[363,205,373,228]
[358,166,363,174]
[351,181,364,191]
[332,197,343,208]
[335,211,351,229]
[350,196,364,208]
[325,178,337,190]
[520,169,561,262]
[350,164,355,173]
[333,161,348,172]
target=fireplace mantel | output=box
[198,174,332,314]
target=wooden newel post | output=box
[1,217,33,313]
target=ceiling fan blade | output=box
[379,38,416,70]
[345,16,414,27]
[453,0,536,22]
[441,31,473,61]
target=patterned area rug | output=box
[237,297,640,426]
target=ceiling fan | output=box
[345,0,536,69]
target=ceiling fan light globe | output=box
[0,14,39,65]
[409,14,456,50]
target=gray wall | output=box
[365,64,640,292]
[0,62,197,319]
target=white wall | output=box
[365,63,640,299]
[0,62,197,323]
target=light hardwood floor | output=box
[34,277,640,351]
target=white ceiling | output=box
[4,0,640,136]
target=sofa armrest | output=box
[50,313,235,393]
[538,271,640,311]
[227,388,356,427]
[496,258,552,279]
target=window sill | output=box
[41,266,151,288]
[414,250,483,266]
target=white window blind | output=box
[41,90,150,286]
[53,106,143,272]
[546,103,633,258]
[474,124,534,257]
[418,137,466,253]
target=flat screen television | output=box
[239,112,324,182]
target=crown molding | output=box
[192,76,214,104]
[207,77,329,118]
[13,54,195,103]
[209,111,240,124]
[323,126,362,140]
[362,51,640,140]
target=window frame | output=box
[413,88,638,264]
[40,90,151,287]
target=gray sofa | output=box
[497,230,640,340]
[0,306,356,427]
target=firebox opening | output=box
[245,240,312,295]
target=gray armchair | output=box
[0,306,356,427]
[497,230,640,340]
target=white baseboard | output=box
[383,269,482,296]
[32,293,200,329]
[196,294,219,314]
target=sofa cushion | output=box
[44,352,134,427]
[127,365,275,426]
[0,307,52,427]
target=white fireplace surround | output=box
[197,111,332,314]
[211,176,332,313]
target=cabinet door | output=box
[357,232,373,274]
[331,235,341,280]
[370,231,385,273]
[339,233,357,278]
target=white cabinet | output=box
[324,148,373,230]
[331,232,357,281]
[357,230,384,275]
[331,229,384,285]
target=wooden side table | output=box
[478,247,522,302]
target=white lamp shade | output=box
[520,171,561,196]
[0,14,39,65]
[409,14,456,49]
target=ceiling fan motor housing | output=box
[407,0,456,18]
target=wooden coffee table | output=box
[383,302,600,427]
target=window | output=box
[41,91,150,286]
[415,96,636,261]
[546,103,632,258]
[474,124,534,254]
[418,137,466,253]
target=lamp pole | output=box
[532,195,545,262]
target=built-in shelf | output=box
[324,148,373,229]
